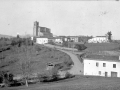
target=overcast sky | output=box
[0,0,120,39]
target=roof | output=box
[84,54,120,61]
[68,42,84,45]
[35,36,54,39]
[55,37,63,39]
[96,36,106,37]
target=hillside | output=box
[0,34,13,38]
[0,44,72,75]
[2,76,120,90]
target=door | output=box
[105,72,108,77]
[111,72,117,77]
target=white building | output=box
[36,37,48,44]
[54,37,63,44]
[83,54,120,77]
[68,36,79,42]
[88,36,108,43]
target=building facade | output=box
[88,36,108,43]
[36,37,48,44]
[68,36,79,42]
[54,37,63,44]
[83,55,120,77]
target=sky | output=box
[0,0,120,39]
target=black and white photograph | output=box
[0,0,120,90]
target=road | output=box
[44,44,84,75]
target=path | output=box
[44,44,84,75]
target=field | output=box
[84,43,120,52]
[0,44,72,75]
[2,75,120,90]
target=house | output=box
[88,36,108,43]
[83,54,120,77]
[36,36,54,44]
[36,37,48,44]
[68,36,79,42]
[54,37,63,44]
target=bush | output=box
[38,68,59,82]
[38,73,58,82]
[64,61,73,67]
[75,44,87,51]
[65,72,75,79]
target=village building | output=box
[36,36,54,44]
[88,36,109,43]
[83,54,120,77]
[68,36,79,42]
[54,37,63,44]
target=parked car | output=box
[0,83,5,88]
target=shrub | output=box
[75,44,87,51]
[64,61,73,67]
[38,68,59,82]
[65,72,75,79]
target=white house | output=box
[88,36,108,43]
[68,36,79,42]
[36,37,48,44]
[83,54,120,77]
[54,37,63,44]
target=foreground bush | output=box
[38,69,75,82]
[38,68,59,82]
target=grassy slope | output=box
[3,76,120,90]
[0,45,72,75]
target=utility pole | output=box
[72,42,74,53]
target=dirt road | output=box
[44,44,84,75]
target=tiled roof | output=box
[35,36,54,39]
[84,54,119,61]
[96,36,106,37]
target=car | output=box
[0,83,5,88]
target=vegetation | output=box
[0,36,73,88]
[19,61,34,87]
[107,31,112,42]
[38,67,74,83]
[0,71,14,87]
[62,41,69,47]
[2,76,120,90]
[75,44,87,51]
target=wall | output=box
[84,59,120,77]
[55,38,63,44]
[36,38,48,44]
[88,37,108,43]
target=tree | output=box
[75,44,87,51]
[18,38,34,87]
[19,61,33,87]
[107,31,112,42]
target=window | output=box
[113,64,116,68]
[103,63,106,67]
[96,62,99,67]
